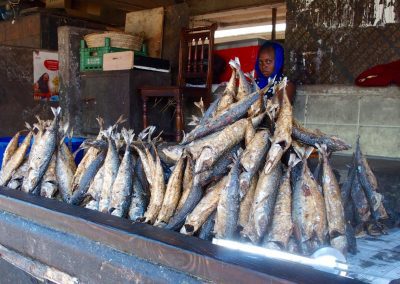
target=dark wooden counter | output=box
[0,187,361,284]
[80,70,173,136]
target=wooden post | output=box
[142,96,149,129]
[271,7,277,40]
[175,93,183,142]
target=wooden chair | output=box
[140,24,217,142]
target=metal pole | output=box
[271,7,277,40]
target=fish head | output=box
[160,144,184,164]
[194,147,214,174]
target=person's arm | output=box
[276,81,296,104]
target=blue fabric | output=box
[255,41,284,89]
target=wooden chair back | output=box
[177,24,217,90]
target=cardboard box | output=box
[103,51,134,71]
[46,0,71,9]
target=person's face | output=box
[43,74,49,81]
[258,48,275,77]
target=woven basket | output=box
[84,32,143,51]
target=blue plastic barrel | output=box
[0,136,86,169]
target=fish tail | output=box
[235,57,241,66]
[148,126,156,143]
[122,128,135,145]
[244,70,255,80]
[25,122,33,131]
[228,57,240,70]
[304,146,314,159]
[288,153,301,168]
[315,143,328,157]
[96,116,104,129]
[115,115,127,126]
[51,106,62,117]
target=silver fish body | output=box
[23,107,61,193]
[109,130,135,217]
[40,154,58,198]
[56,141,77,202]
[242,162,282,244]
[98,132,120,213]
[0,132,33,187]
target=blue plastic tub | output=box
[0,136,86,169]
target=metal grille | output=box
[285,0,400,84]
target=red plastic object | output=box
[355,60,400,87]
[214,45,260,83]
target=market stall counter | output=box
[0,187,359,284]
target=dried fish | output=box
[71,117,104,192]
[239,130,270,197]
[176,156,194,212]
[242,161,282,244]
[0,132,33,187]
[316,144,347,254]
[182,80,275,145]
[181,176,228,235]
[98,128,120,212]
[292,147,327,255]
[215,65,236,115]
[39,154,58,198]
[238,174,257,230]
[292,120,351,152]
[69,149,106,205]
[155,154,185,226]
[355,137,387,220]
[1,130,21,169]
[229,58,251,101]
[214,155,241,239]
[109,129,135,217]
[143,144,166,224]
[23,107,61,193]
[198,210,216,241]
[264,83,292,174]
[56,135,77,202]
[264,154,300,250]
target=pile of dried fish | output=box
[0,58,389,258]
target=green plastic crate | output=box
[80,38,147,72]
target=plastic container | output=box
[0,136,86,170]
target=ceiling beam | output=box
[190,3,285,20]
[82,0,175,11]
[187,0,285,16]
[191,16,286,29]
